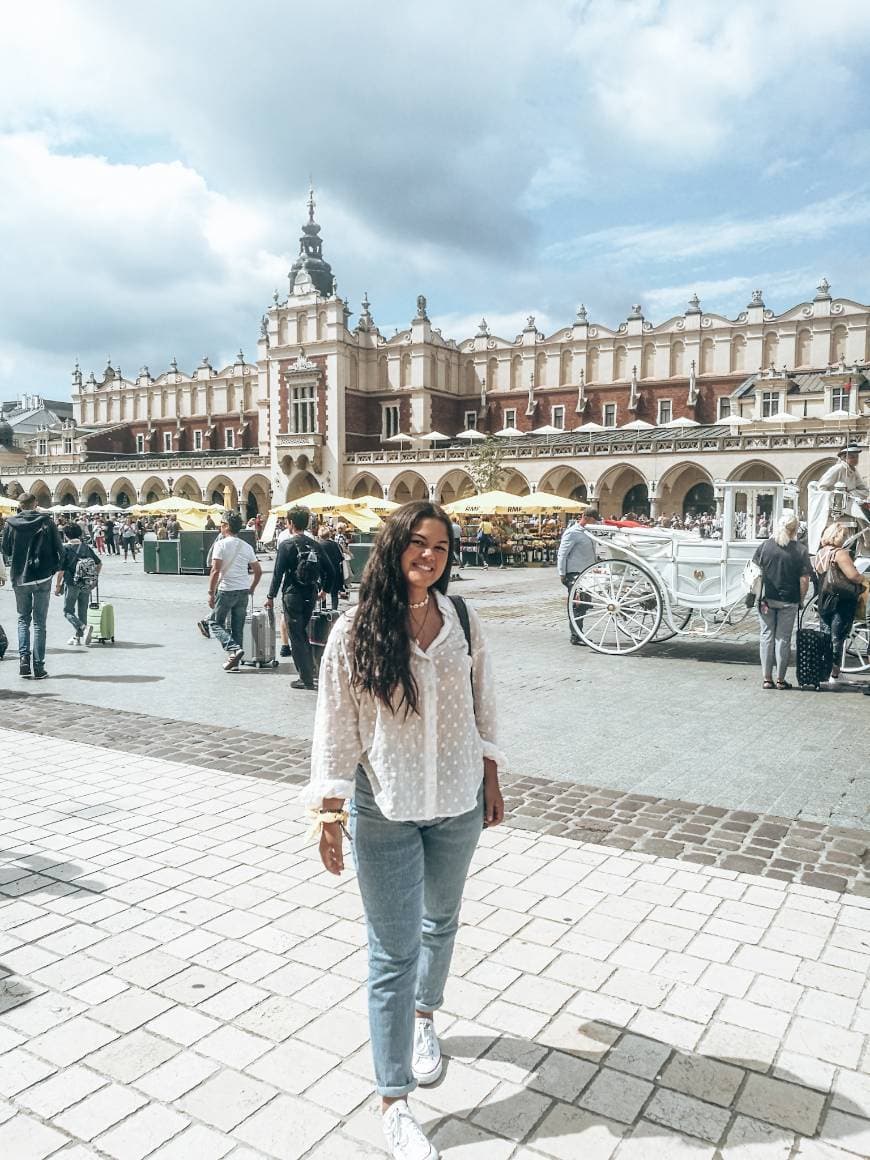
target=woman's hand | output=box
[319,822,345,874]
[483,759,505,828]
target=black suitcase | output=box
[796,626,833,689]
[308,599,341,668]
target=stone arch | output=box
[285,471,319,502]
[763,332,779,370]
[437,469,476,505]
[560,350,573,385]
[538,466,588,501]
[296,314,306,345]
[670,340,685,378]
[242,473,271,518]
[486,357,499,392]
[280,454,294,476]
[400,352,412,389]
[595,463,650,518]
[730,334,747,373]
[317,310,327,341]
[797,457,838,515]
[831,324,848,364]
[641,342,656,379]
[657,462,714,519]
[349,354,358,391]
[53,479,79,505]
[501,468,530,496]
[139,475,168,504]
[206,475,239,508]
[613,345,627,381]
[81,478,107,507]
[727,460,783,483]
[4,480,25,499]
[796,327,812,368]
[465,361,478,392]
[389,470,429,504]
[29,480,52,507]
[110,477,137,507]
[700,337,715,375]
[171,474,203,502]
[348,472,382,500]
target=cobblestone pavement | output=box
[2,690,868,898]
[2,729,870,1158]
[2,560,869,827]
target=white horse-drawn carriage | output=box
[568,481,870,673]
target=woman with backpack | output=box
[303,501,506,1160]
[815,521,865,684]
[54,523,101,647]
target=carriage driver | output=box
[557,509,601,645]
[818,443,869,502]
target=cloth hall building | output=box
[4,197,870,520]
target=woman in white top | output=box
[305,501,505,1160]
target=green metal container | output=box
[155,540,180,574]
[348,542,373,583]
[143,540,158,574]
[179,530,219,574]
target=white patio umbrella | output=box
[621,419,655,430]
[455,429,487,441]
[574,421,604,432]
[664,416,700,428]
[415,430,452,442]
[531,425,563,436]
[383,432,412,445]
[761,411,800,424]
[493,426,525,438]
[723,414,751,427]
[822,409,852,422]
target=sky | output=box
[2,0,870,400]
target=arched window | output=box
[465,362,477,392]
[613,345,627,381]
[226,383,235,411]
[670,341,685,378]
[487,357,499,391]
[400,353,412,388]
[510,354,522,391]
[641,343,656,379]
[317,311,327,340]
[378,355,388,391]
[349,355,358,391]
[535,351,547,388]
[586,346,600,384]
[700,337,714,374]
[296,314,306,345]
[763,332,779,370]
[560,350,573,384]
[831,324,848,364]
[796,328,812,367]
[730,335,746,373]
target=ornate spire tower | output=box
[288,187,335,298]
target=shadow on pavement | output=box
[49,674,164,684]
[429,1027,865,1153]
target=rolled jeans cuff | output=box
[379,1079,417,1099]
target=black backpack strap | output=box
[449,594,472,656]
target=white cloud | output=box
[642,268,820,319]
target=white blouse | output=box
[303,591,507,821]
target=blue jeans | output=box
[63,584,88,636]
[757,602,798,681]
[351,769,483,1097]
[211,588,248,653]
[15,580,51,664]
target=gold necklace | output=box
[408,595,430,609]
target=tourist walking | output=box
[201,511,262,671]
[120,519,138,560]
[557,508,601,644]
[815,521,865,684]
[317,525,345,610]
[265,507,333,690]
[305,501,505,1160]
[1,492,64,679]
[55,523,101,646]
[104,516,119,555]
[752,512,812,689]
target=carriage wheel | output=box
[802,595,870,674]
[569,560,662,654]
[651,605,693,643]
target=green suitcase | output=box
[87,584,115,644]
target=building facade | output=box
[3,197,869,519]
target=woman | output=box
[753,511,812,689]
[120,519,138,561]
[815,521,864,683]
[304,501,505,1160]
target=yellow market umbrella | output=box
[0,497,20,515]
[271,490,356,516]
[130,496,215,531]
[338,507,382,533]
[508,491,587,515]
[443,490,528,516]
[352,495,400,516]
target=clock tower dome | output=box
[288,188,335,298]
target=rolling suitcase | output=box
[796,625,833,689]
[308,598,341,668]
[87,582,115,645]
[242,598,278,668]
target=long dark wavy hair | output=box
[350,501,454,716]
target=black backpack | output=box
[292,535,320,588]
[27,521,62,580]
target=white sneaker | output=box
[383,1102,439,1160]
[412,1017,443,1085]
[828,675,840,686]
[83,626,93,646]
[67,635,78,646]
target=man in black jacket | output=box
[265,508,335,690]
[1,493,64,679]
